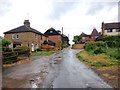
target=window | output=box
[12,34,15,39]
[40,35,42,40]
[116,29,120,32]
[50,30,53,33]
[16,34,19,39]
[107,29,112,33]
[35,34,38,39]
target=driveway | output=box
[2,48,113,89]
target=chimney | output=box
[24,20,30,27]
[102,22,105,35]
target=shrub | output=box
[2,39,11,47]
[14,46,30,51]
[3,51,17,64]
[14,46,30,57]
[85,42,96,51]
[2,47,12,52]
[95,41,106,47]
[93,47,105,54]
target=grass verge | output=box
[76,50,120,88]
[31,51,56,56]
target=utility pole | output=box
[61,27,63,50]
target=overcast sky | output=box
[0,0,119,44]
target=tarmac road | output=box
[2,48,113,89]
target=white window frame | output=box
[12,34,15,39]
[16,34,19,39]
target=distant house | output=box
[81,28,100,43]
[4,20,47,51]
[62,34,70,45]
[102,22,120,35]
[44,27,69,50]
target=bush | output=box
[2,39,11,47]
[94,47,105,54]
[14,46,30,51]
[2,47,12,52]
[3,51,17,64]
[95,41,106,47]
[14,46,30,57]
[101,35,120,48]
[85,42,96,51]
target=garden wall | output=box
[72,44,84,49]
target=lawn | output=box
[76,50,119,67]
[76,50,120,88]
[31,51,56,56]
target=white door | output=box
[31,43,34,51]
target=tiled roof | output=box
[91,28,99,36]
[80,32,90,37]
[104,22,120,29]
[4,25,46,36]
[44,27,61,36]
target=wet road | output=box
[3,48,112,88]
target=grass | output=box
[76,50,120,67]
[76,50,120,88]
[105,48,120,59]
[31,50,56,56]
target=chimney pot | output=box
[24,20,30,27]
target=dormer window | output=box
[50,30,53,33]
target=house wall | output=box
[48,35,62,50]
[104,29,120,35]
[4,32,46,51]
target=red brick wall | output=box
[48,35,62,49]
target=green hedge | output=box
[3,46,30,64]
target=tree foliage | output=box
[73,35,82,44]
[2,39,11,47]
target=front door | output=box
[31,43,34,52]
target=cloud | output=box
[48,0,80,20]
[0,0,11,16]
[86,2,117,15]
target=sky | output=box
[0,0,119,44]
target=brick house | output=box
[4,20,47,51]
[44,27,69,50]
[81,28,100,43]
[44,27,62,50]
[102,22,120,35]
